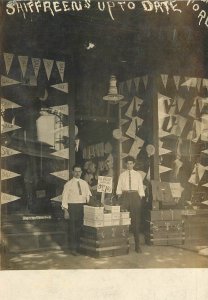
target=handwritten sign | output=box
[97,176,112,194]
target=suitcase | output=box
[149,210,182,221]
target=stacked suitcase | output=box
[79,205,130,258]
[146,210,185,246]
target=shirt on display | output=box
[116,170,145,197]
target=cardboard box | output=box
[120,212,130,219]
[84,219,104,228]
[105,205,120,213]
[84,212,104,221]
[103,220,112,227]
[120,218,131,225]
[84,206,104,214]
[111,212,120,220]
[112,220,120,226]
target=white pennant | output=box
[202,149,208,155]
[1,122,21,133]
[51,148,69,159]
[18,56,28,78]
[175,95,185,112]
[51,83,68,93]
[161,74,168,88]
[1,75,20,87]
[159,148,172,156]
[198,97,208,112]
[121,153,128,159]
[134,77,140,91]
[202,183,208,188]
[1,192,20,204]
[1,169,20,180]
[3,53,14,75]
[181,77,197,89]
[51,194,62,202]
[125,96,143,118]
[120,136,130,142]
[32,58,41,78]
[1,98,21,111]
[50,104,68,116]
[201,200,208,205]
[126,117,144,139]
[50,170,69,181]
[142,75,148,89]
[126,79,132,93]
[158,130,171,138]
[171,115,187,136]
[159,165,172,174]
[1,146,20,157]
[43,59,54,80]
[188,99,197,118]
[56,61,65,82]
[158,93,171,107]
[173,75,180,90]
[129,139,144,158]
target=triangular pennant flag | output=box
[50,170,69,181]
[201,200,208,205]
[120,136,130,143]
[129,139,144,158]
[188,99,197,118]
[142,75,148,89]
[1,122,21,133]
[1,146,20,157]
[32,58,41,78]
[198,97,208,112]
[56,61,65,82]
[175,95,185,112]
[1,75,20,87]
[158,93,171,114]
[3,53,14,75]
[192,120,201,143]
[158,113,169,130]
[159,165,172,174]
[120,119,129,126]
[188,163,205,185]
[126,79,132,93]
[125,96,143,118]
[1,169,20,180]
[121,153,128,159]
[126,117,144,139]
[51,83,68,93]
[1,98,21,111]
[1,192,20,204]
[51,194,62,202]
[51,148,69,159]
[161,74,168,88]
[158,130,171,138]
[171,115,187,136]
[181,77,197,89]
[202,149,208,155]
[118,82,124,94]
[202,79,208,89]
[159,148,172,156]
[50,105,68,116]
[202,183,208,188]
[134,77,140,91]
[197,78,202,91]
[18,56,28,78]
[159,140,163,148]
[43,58,54,80]
[119,100,128,108]
[168,99,177,116]
[173,75,180,90]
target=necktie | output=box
[129,171,131,190]
[77,181,82,195]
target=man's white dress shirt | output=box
[116,170,145,197]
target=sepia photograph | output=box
[1,2,208,291]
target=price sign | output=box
[97,176,112,194]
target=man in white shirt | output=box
[116,156,145,253]
[62,165,92,255]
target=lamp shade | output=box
[103,75,124,104]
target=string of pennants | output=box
[1,53,68,93]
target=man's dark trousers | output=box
[68,203,84,251]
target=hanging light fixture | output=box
[103,75,124,104]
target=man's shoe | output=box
[135,246,142,253]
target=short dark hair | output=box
[72,164,82,171]
[125,156,135,164]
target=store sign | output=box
[97,176,112,194]
[22,216,52,221]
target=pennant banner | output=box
[121,153,128,159]
[159,148,172,156]
[159,165,172,174]
[120,136,130,143]
[201,200,208,205]
[171,115,187,136]
[181,77,197,89]
[202,149,208,155]
[1,146,20,157]
[50,104,68,116]
[142,75,148,89]
[1,169,20,180]
[198,97,208,112]
[1,122,21,134]
[188,163,205,185]
[134,77,140,91]
[51,194,62,202]
[18,56,28,78]
[125,96,143,119]
[158,129,171,138]
[126,117,144,139]
[51,148,69,159]
[43,59,54,80]
[56,61,65,82]
[175,95,185,112]
[4,53,14,75]
[1,75,20,87]
[51,83,68,93]
[1,192,20,204]
[173,75,180,90]
[202,183,208,188]
[1,98,21,111]
[32,58,41,78]
[50,170,69,181]
[128,138,144,158]
[161,74,168,88]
